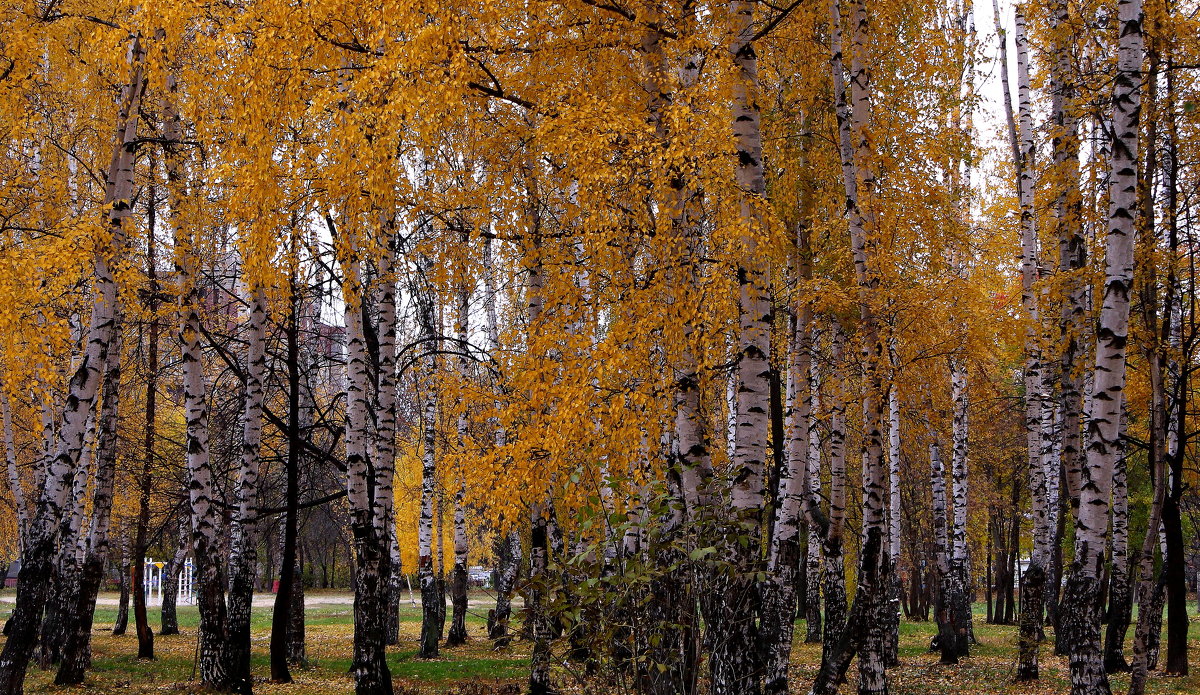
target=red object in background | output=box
[272,580,280,593]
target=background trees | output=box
[0,0,1197,694]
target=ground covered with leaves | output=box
[3,593,1199,694]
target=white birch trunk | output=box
[995,4,1052,679]
[374,225,401,652]
[710,2,773,691]
[225,280,267,691]
[949,361,969,567]
[414,245,441,660]
[1066,0,1144,685]
[342,250,394,694]
[0,34,145,695]
[447,245,470,647]
[815,0,890,687]
[481,235,519,646]
[887,381,901,570]
[55,324,123,684]
[804,353,823,643]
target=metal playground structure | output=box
[141,558,195,606]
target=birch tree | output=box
[0,32,144,695]
[1062,0,1144,686]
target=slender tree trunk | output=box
[415,245,441,660]
[226,281,267,693]
[824,0,891,687]
[480,234,522,648]
[38,409,95,667]
[1163,431,1188,677]
[489,531,521,647]
[708,1,772,692]
[996,4,1051,679]
[0,34,144,695]
[446,486,468,647]
[1129,411,1167,695]
[56,307,126,686]
[949,360,970,657]
[446,247,471,648]
[342,251,393,695]
[820,329,848,671]
[930,438,959,665]
[762,259,812,695]
[529,502,553,695]
[1160,47,1188,679]
[1063,0,1143,686]
[288,550,306,667]
[270,278,301,685]
[805,359,823,643]
[1104,443,1132,673]
[113,537,131,635]
[160,523,188,636]
[986,522,993,624]
[435,496,448,640]
[372,221,400,654]
[885,376,901,665]
[132,178,159,660]
[1047,0,1084,646]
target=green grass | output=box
[2,593,1198,693]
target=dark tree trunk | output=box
[1063,568,1109,695]
[385,539,401,646]
[885,566,900,667]
[113,543,131,635]
[820,539,847,674]
[1129,579,1166,695]
[445,563,468,646]
[1016,563,1045,681]
[131,544,154,658]
[705,528,763,695]
[419,568,440,658]
[270,296,302,684]
[36,563,67,667]
[952,560,971,657]
[935,589,958,664]
[986,523,993,624]
[1051,487,1069,656]
[133,188,159,661]
[805,553,822,641]
[1005,499,1019,624]
[1163,471,1188,675]
[1147,582,1165,671]
[54,555,105,685]
[797,529,809,619]
[288,555,306,666]
[0,545,56,692]
[528,504,553,695]
[350,526,392,695]
[489,530,521,647]
[1104,567,1133,673]
[160,527,187,636]
[809,530,887,695]
[226,542,256,694]
[761,537,800,695]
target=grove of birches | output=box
[0,0,1198,693]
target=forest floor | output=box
[1,591,1198,694]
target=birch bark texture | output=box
[0,34,144,695]
[707,1,773,692]
[1064,0,1143,686]
[342,249,394,695]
